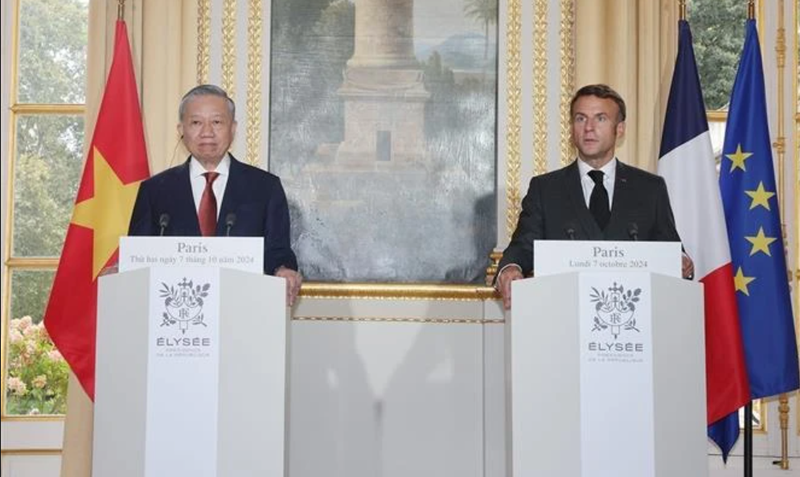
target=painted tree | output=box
[464,0,497,60]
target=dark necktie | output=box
[588,170,610,230]
[198,172,219,236]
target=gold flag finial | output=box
[118,0,125,20]
[679,0,686,21]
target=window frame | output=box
[1,0,88,421]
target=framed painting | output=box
[268,0,498,283]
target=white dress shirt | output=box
[189,155,230,220]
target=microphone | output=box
[628,222,639,241]
[225,213,236,236]
[564,223,576,240]
[158,214,170,236]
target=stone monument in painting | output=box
[334,0,430,167]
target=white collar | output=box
[189,154,231,178]
[577,157,617,179]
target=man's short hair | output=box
[570,84,626,123]
[178,84,236,121]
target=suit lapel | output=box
[177,159,202,235]
[216,154,241,236]
[564,160,603,239]
[606,159,631,237]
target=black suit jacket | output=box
[498,159,681,276]
[128,154,298,274]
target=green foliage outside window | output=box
[17,0,88,104]
[688,0,747,111]
[13,116,84,258]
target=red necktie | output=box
[198,172,219,236]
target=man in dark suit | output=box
[496,84,693,309]
[129,84,302,305]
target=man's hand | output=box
[99,264,119,277]
[497,266,524,310]
[275,266,302,307]
[682,253,695,280]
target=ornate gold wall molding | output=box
[559,0,575,167]
[294,316,504,324]
[300,283,498,301]
[246,0,262,166]
[772,0,794,467]
[220,0,236,97]
[775,0,787,207]
[505,0,522,240]
[196,0,210,84]
[532,0,548,176]
[794,5,800,422]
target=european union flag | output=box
[719,20,799,401]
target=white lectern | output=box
[508,241,707,477]
[92,237,288,477]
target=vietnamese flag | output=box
[44,20,150,400]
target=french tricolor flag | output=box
[657,20,750,460]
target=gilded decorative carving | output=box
[560,0,575,167]
[196,0,210,84]
[293,316,504,324]
[795,0,800,444]
[246,0,262,166]
[484,250,504,285]
[505,0,522,239]
[532,0,548,176]
[221,0,236,97]
[772,0,793,468]
[300,283,499,301]
[775,4,786,202]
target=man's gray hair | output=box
[178,84,236,121]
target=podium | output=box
[507,241,707,477]
[92,237,288,477]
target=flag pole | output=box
[117,0,125,20]
[741,2,755,475]
[741,0,755,472]
[743,403,753,477]
[678,0,686,21]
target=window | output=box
[2,0,89,417]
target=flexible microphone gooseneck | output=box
[225,213,237,237]
[158,214,170,236]
[627,222,639,241]
[564,223,577,240]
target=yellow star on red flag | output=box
[71,147,142,279]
